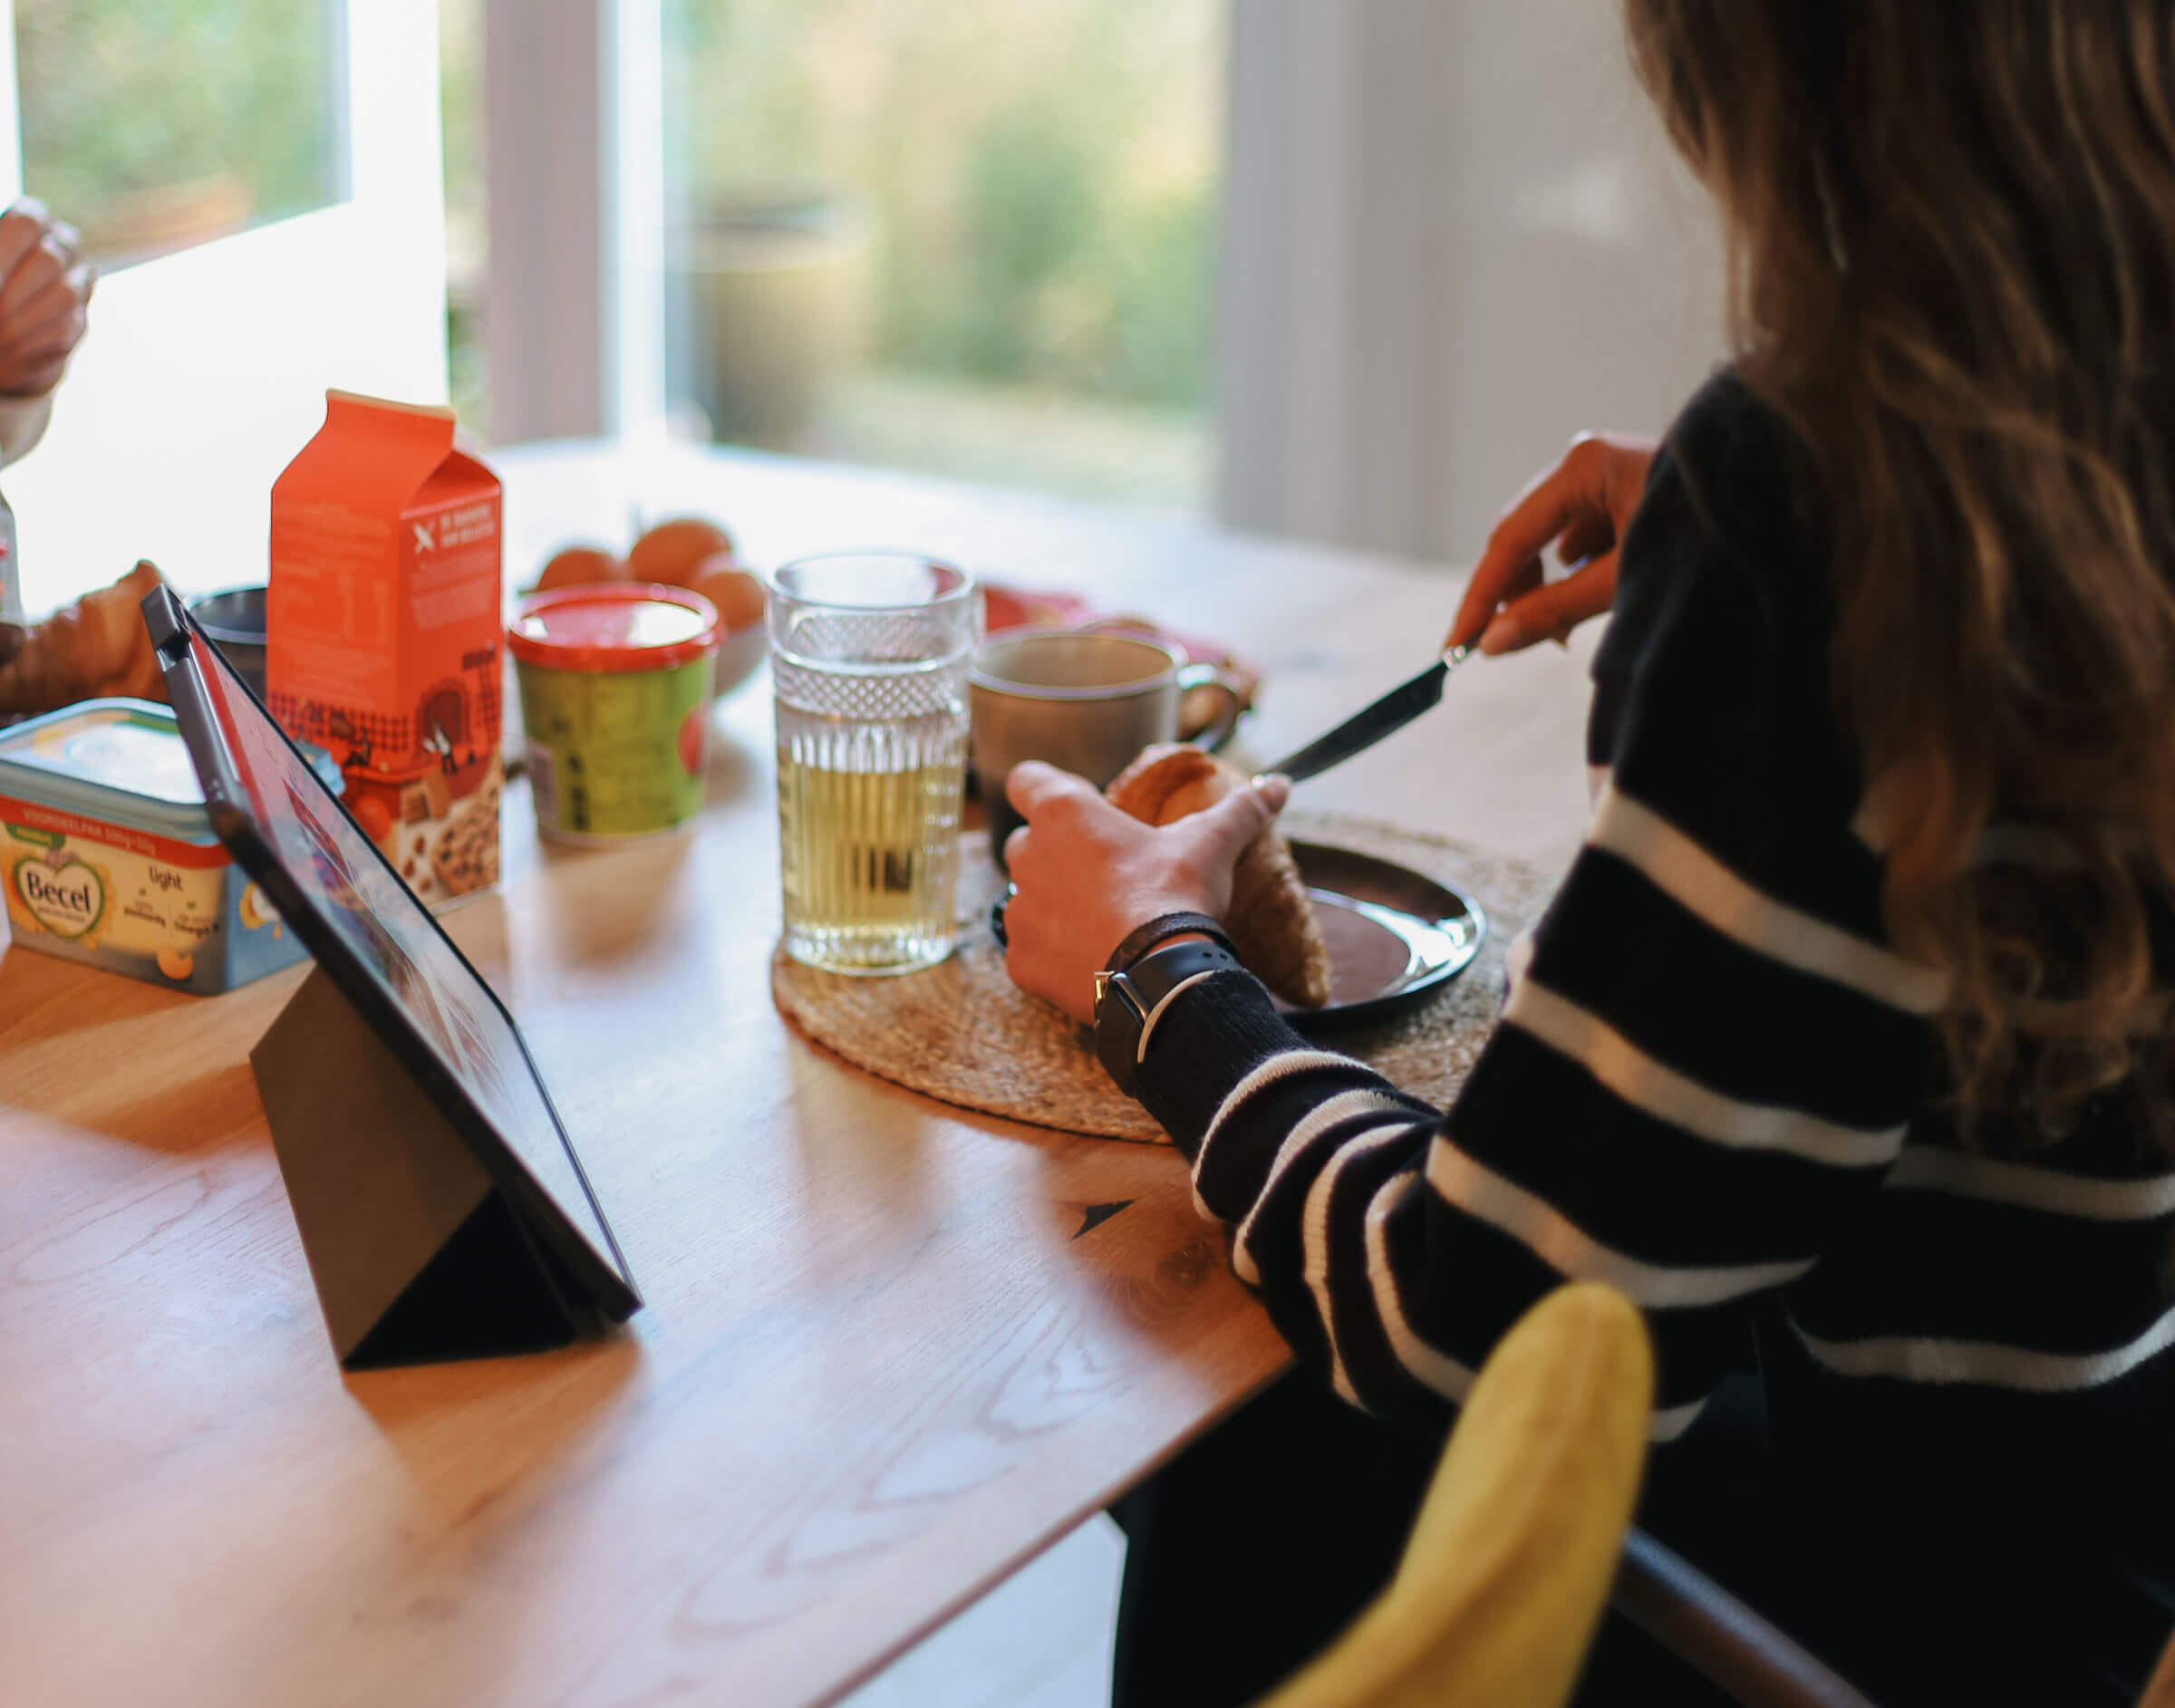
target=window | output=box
[0,0,447,608]
[16,0,343,269]
[463,5,1720,562]
[441,0,487,437]
[659,0,1223,509]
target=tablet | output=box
[144,585,640,1325]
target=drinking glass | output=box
[769,551,980,974]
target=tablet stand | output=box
[251,964,602,1368]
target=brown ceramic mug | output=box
[971,626,1244,867]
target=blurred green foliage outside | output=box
[664,0,1220,413]
[15,0,337,265]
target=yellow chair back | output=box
[1253,1282,1655,1708]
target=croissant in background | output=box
[1106,744,1333,1008]
[0,560,167,716]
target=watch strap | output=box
[1104,911,1234,975]
[1095,936,1244,1098]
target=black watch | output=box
[1094,937,1242,1099]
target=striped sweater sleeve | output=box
[1134,373,1942,1437]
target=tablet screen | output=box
[174,618,633,1297]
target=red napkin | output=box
[981,582,1260,741]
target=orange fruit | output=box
[627,516,734,588]
[534,545,627,592]
[687,555,767,631]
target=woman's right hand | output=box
[1445,432,1658,655]
[1000,759,1288,1027]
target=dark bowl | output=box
[187,585,269,698]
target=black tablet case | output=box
[252,965,606,1366]
[146,586,636,1370]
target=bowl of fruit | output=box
[530,515,768,700]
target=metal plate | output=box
[1278,840,1484,1031]
[988,838,1484,1032]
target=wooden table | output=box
[0,443,1600,1708]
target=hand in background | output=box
[0,198,92,398]
[1000,759,1289,1025]
[1445,432,1658,655]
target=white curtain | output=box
[1215,0,1726,564]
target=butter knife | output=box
[1256,643,1474,785]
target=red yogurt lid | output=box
[508,583,721,673]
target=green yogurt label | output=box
[517,656,710,838]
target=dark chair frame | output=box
[1610,1527,1878,1708]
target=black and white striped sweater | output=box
[1136,373,2175,1522]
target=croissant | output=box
[1106,744,1333,1008]
[0,560,167,715]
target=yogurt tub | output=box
[509,584,720,844]
[0,698,338,994]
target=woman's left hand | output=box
[1001,759,1290,1025]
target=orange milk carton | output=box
[267,391,503,904]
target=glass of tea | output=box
[768,551,981,974]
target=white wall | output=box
[1217,0,1726,565]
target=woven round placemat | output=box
[770,809,1562,1143]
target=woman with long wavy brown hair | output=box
[1624,0,2175,1140]
[1001,4,2175,1702]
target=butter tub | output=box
[0,699,334,995]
